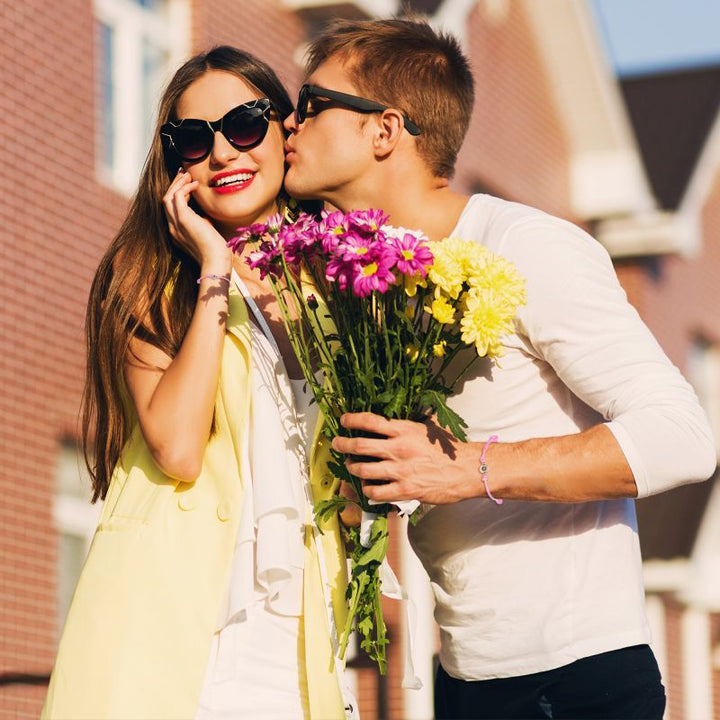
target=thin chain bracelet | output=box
[197,274,231,284]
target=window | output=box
[53,443,102,633]
[95,0,190,194]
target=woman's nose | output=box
[209,131,239,164]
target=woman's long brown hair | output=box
[82,47,295,502]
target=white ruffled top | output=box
[215,273,318,627]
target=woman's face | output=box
[174,70,285,237]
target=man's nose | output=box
[283,111,298,134]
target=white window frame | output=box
[94,0,190,195]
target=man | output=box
[283,17,716,720]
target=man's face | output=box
[283,56,375,208]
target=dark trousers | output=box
[435,644,666,720]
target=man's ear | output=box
[372,109,406,159]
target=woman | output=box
[42,47,350,720]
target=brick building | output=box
[1,1,718,718]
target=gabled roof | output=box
[620,65,720,210]
[523,0,655,220]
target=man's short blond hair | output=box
[306,17,475,179]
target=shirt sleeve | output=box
[498,217,716,497]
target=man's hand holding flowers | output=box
[333,412,485,506]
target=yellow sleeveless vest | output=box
[42,286,348,719]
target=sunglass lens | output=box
[225,106,268,150]
[297,87,308,123]
[173,124,212,161]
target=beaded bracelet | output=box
[479,435,503,505]
[197,274,230,285]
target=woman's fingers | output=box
[162,171,206,258]
[171,179,200,230]
[163,170,193,240]
[160,171,231,275]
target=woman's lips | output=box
[210,170,256,194]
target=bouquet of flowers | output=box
[228,208,525,674]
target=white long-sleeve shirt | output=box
[408,194,716,680]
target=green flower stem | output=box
[283,266,342,393]
[338,571,367,660]
[374,575,388,675]
[405,310,444,406]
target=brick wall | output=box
[456,2,572,218]
[0,0,129,717]
[619,166,720,369]
[192,0,305,97]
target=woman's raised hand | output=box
[163,169,232,272]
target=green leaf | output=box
[382,387,407,417]
[314,496,349,526]
[375,389,395,405]
[418,389,469,442]
[327,460,352,484]
[435,399,468,442]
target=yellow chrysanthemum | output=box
[428,237,497,297]
[426,236,526,360]
[432,340,447,357]
[467,253,527,308]
[404,274,427,298]
[427,241,464,298]
[427,296,456,324]
[460,287,518,359]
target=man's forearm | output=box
[484,424,637,502]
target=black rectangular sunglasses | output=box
[160,98,273,163]
[296,84,421,136]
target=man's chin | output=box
[284,186,313,201]
[284,168,318,200]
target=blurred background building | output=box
[1,0,719,718]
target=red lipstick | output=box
[210,168,256,194]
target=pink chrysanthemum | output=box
[279,221,320,268]
[227,221,268,252]
[338,231,376,263]
[325,255,355,291]
[247,240,281,280]
[347,209,389,236]
[391,232,434,277]
[351,251,397,297]
[317,210,351,253]
[265,213,284,234]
